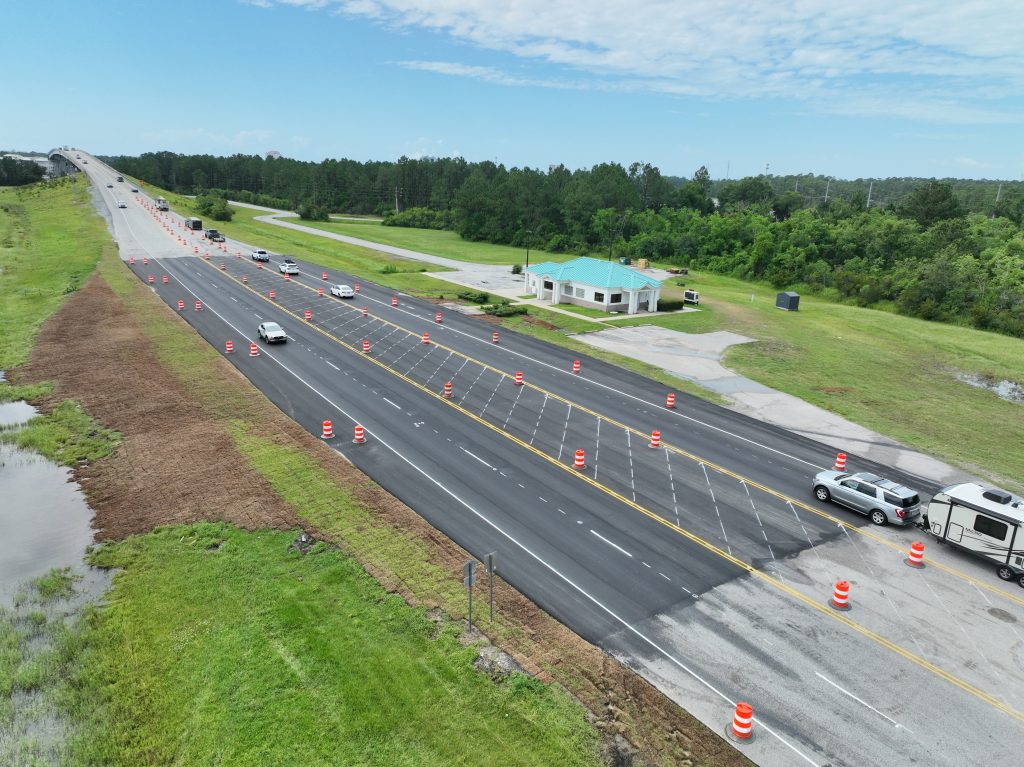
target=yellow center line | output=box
[251,261,1024,609]
[198,258,1024,722]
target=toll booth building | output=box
[525,257,662,314]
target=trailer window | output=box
[975,515,1008,540]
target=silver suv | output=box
[812,471,921,526]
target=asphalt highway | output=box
[68,151,1024,767]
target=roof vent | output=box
[982,488,1012,504]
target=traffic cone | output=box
[305,309,312,321]
[834,453,847,471]
[242,274,248,284]
[443,381,453,398]
[322,271,328,280]
[571,360,581,374]
[362,339,370,353]
[353,424,366,443]
[649,430,662,448]
[225,340,234,354]
[143,256,148,265]
[249,343,259,357]
[317,287,324,296]
[906,541,925,568]
[321,420,334,439]
[354,283,360,292]
[283,272,290,281]
[147,274,154,284]
[129,255,134,265]
[269,290,276,300]
[362,307,368,317]
[514,371,524,385]
[435,311,442,323]
[573,449,585,470]
[422,332,430,344]
[830,580,851,611]
[391,296,398,306]
[220,262,225,270]
[195,300,202,311]
[177,300,184,311]
[492,331,499,344]
[666,393,676,408]
[728,702,753,741]
[162,275,168,284]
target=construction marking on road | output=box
[204,256,1024,611]
[185,257,1024,722]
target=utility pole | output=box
[824,178,831,204]
[866,180,873,210]
[394,186,399,214]
[726,160,730,180]
[765,162,770,176]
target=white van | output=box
[925,483,1024,587]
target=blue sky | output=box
[3,0,1023,180]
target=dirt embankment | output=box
[15,270,749,767]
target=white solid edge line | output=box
[146,248,819,767]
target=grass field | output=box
[294,217,573,266]
[614,271,1024,488]
[0,177,106,371]
[0,400,121,466]
[66,523,601,767]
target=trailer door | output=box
[946,522,964,542]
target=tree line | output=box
[103,151,1024,338]
[0,157,46,186]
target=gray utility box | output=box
[776,291,800,311]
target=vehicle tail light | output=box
[896,508,906,518]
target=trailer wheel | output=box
[996,564,1015,581]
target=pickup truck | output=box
[204,228,225,242]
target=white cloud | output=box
[259,1,1024,123]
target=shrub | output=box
[298,203,329,221]
[482,301,528,317]
[510,264,522,275]
[457,290,490,304]
[657,299,684,312]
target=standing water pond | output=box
[0,399,110,765]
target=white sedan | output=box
[330,284,354,298]
[116,200,127,208]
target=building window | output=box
[610,293,622,303]
[574,287,585,298]
[543,281,553,290]
[594,292,605,302]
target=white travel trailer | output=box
[925,483,1024,587]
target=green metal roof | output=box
[525,257,661,290]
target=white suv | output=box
[279,261,299,275]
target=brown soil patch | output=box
[14,268,751,767]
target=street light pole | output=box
[525,229,532,270]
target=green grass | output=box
[1,400,121,466]
[295,217,572,266]
[0,381,53,403]
[65,523,601,767]
[0,177,107,370]
[609,270,1024,489]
